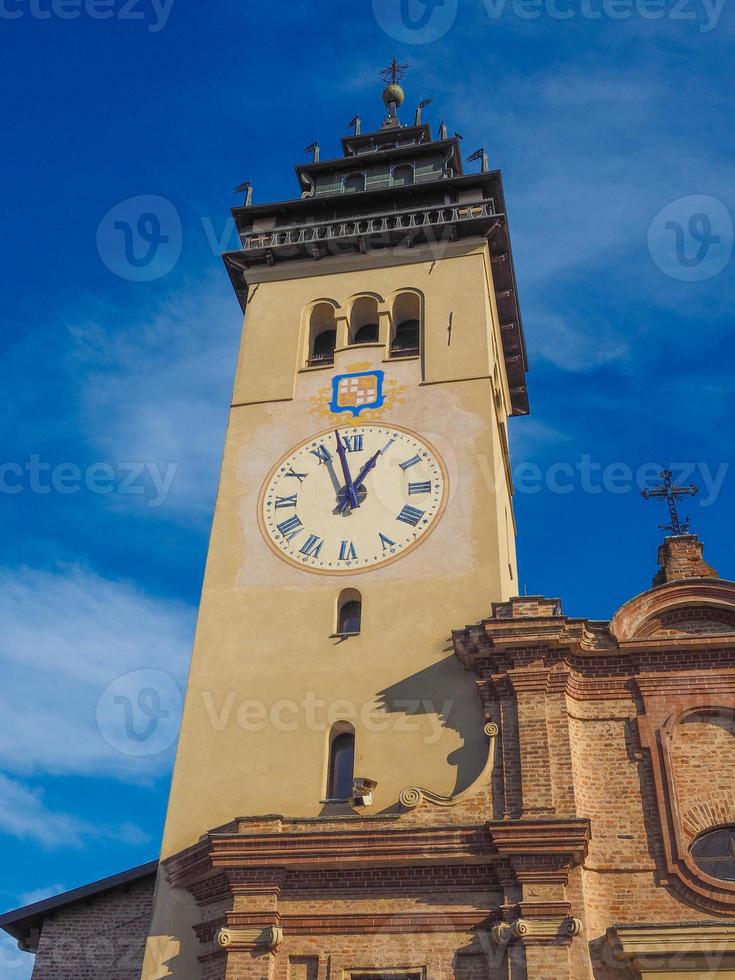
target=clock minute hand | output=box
[335,429,359,510]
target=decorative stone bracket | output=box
[215,926,283,951]
[492,916,582,945]
[399,723,498,809]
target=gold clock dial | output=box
[258,423,448,574]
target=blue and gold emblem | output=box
[329,370,385,417]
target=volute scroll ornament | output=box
[215,926,283,951]
[400,723,499,810]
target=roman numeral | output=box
[339,540,357,561]
[400,454,422,470]
[379,533,397,551]
[408,482,432,495]
[397,505,425,527]
[310,445,333,464]
[285,468,308,483]
[276,515,303,541]
[299,535,324,558]
[275,495,298,509]
[341,434,364,452]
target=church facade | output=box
[2,75,735,980]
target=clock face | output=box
[258,423,448,574]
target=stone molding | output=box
[399,723,498,809]
[611,579,735,642]
[638,701,735,913]
[164,824,495,892]
[606,921,735,974]
[453,580,735,674]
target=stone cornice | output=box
[454,581,735,673]
[607,921,735,960]
[488,818,590,880]
[164,824,494,890]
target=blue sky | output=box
[1,0,734,974]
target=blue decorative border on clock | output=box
[329,370,385,417]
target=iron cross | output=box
[641,469,699,535]
[380,59,410,84]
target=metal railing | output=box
[241,199,497,251]
[307,352,335,368]
[389,344,420,358]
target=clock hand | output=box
[334,429,359,510]
[337,449,381,513]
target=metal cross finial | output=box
[641,469,699,536]
[467,147,489,173]
[380,58,410,84]
[233,180,253,207]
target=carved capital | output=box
[215,926,283,951]
[492,916,581,945]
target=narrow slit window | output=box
[339,599,362,635]
[328,731,355,800]
[337,589,362,635]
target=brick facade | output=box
[8,536,735,979]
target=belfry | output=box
[3,71,735,980]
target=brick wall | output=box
[31,875,154,980]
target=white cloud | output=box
[0,934,33,980]
[0,564,194,780]
[439,63,733,371]
[16,885,65,908]
[67,276,241,524]
[0,774,147,851]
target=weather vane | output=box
[641,468,699,536]
[380,58,410,84]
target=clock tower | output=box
[142,71,528,979]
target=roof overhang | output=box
[0,860,158,952]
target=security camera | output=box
[352,777,378,807]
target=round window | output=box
[690,826,735,881]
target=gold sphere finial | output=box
[382,83,405,108]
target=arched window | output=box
[392,164,414,187]
[691,826,735,881]
[308,303,337,366]
[337,589,362,635]
[390,292,421,357]
[327,728,355,800]
[349,296,380,346]
[343,172,366,194]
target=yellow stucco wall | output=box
[141,240,520,979]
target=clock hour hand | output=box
[335,429,359,510]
